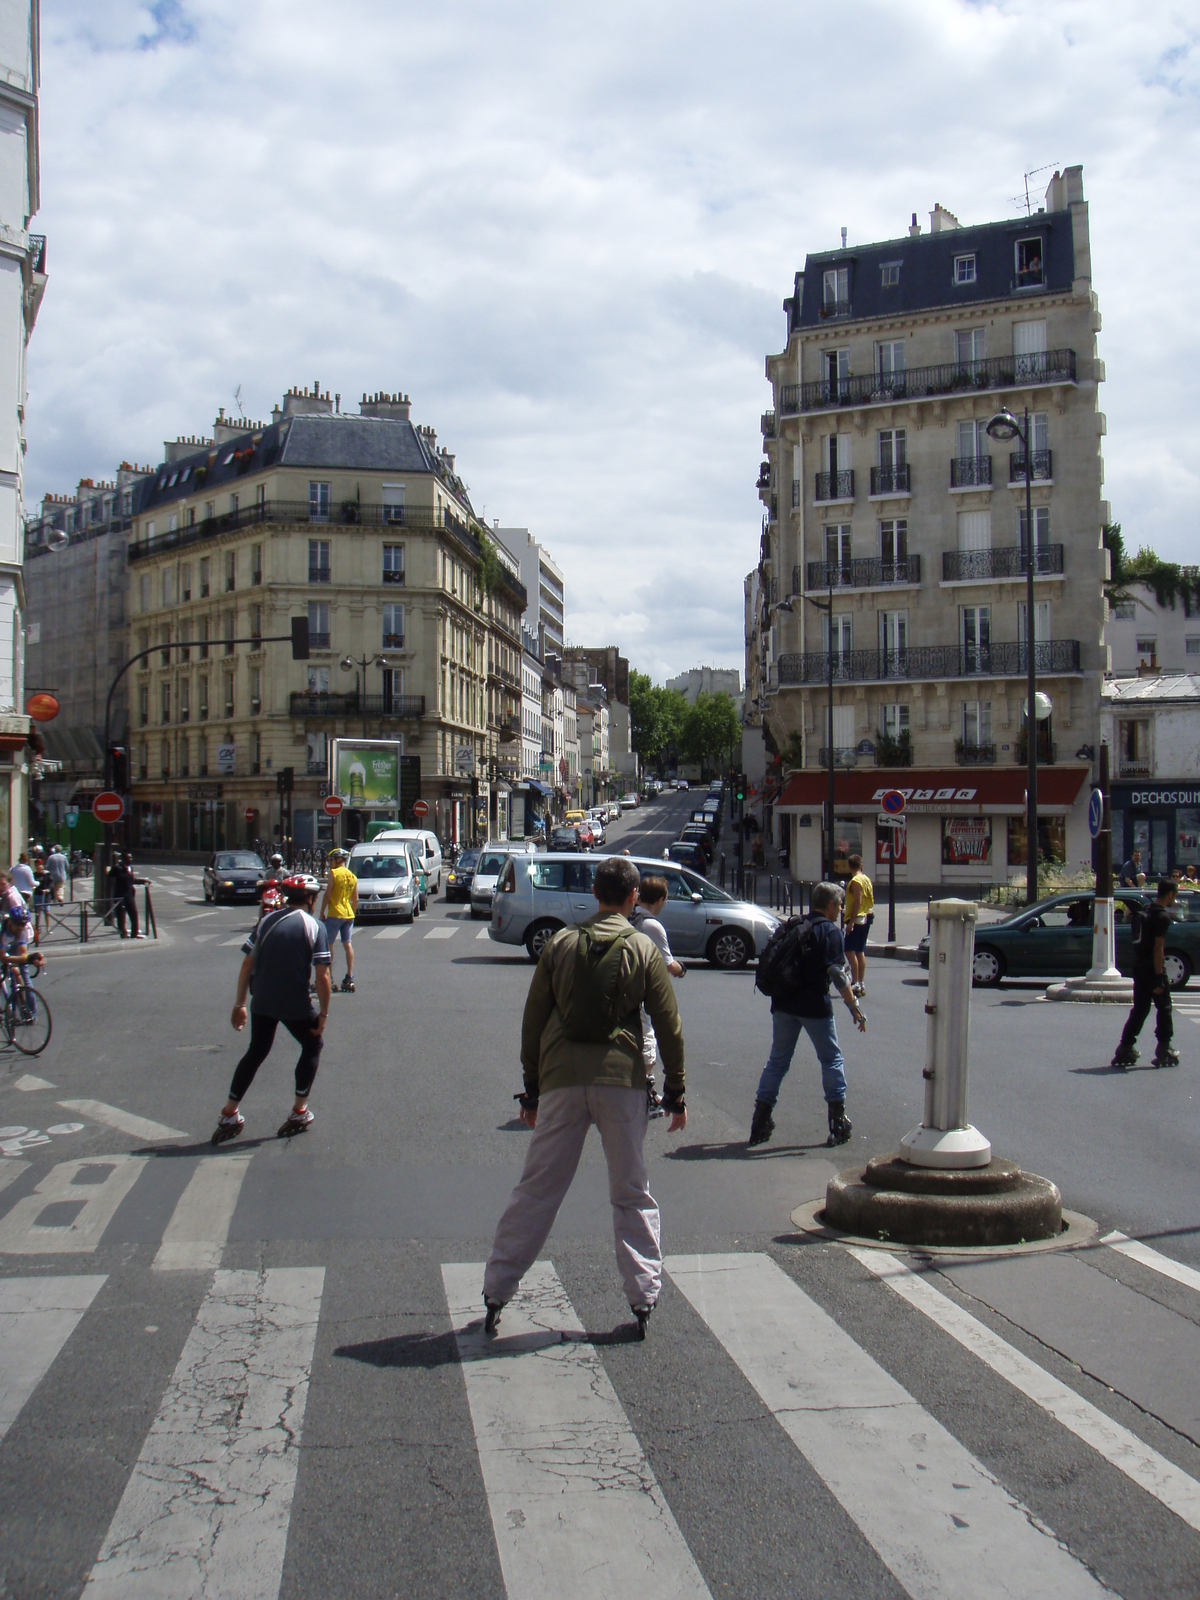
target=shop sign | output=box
[942,816,992,865]
[873,786,977,804]
[1118,788,1200,807]
[187,784,222,799]
[216,744,236,775]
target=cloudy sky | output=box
[27,0,1200,683]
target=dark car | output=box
[203,850,266,904]
[679,824,716,862]
[665,840,709,876]
[919,889,1200,989]
[444,849,480,904]
[549,826,582,852]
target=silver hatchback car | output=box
[489,852,780,966]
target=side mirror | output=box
[691,892,703,904]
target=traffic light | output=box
[735,773,746,802]
[110,745,129,790]
[277,766,294,795]
[290,617,310,660]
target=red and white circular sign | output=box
[323,795,344,818]
[243,807,255,823]
[412,799,429,819]
[92,791,124,824]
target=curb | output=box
[870,944,922,964]
[786,1196,1098,1257]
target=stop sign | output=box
[92,791,124,825]
[323,795,344,817]
[412,799,429,819]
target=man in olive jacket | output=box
[482,855,687,1339]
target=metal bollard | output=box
[900,899,991,1169]
[720,851,726,889]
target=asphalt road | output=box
[1,788,1198,1597]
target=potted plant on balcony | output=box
[875,728,912,767]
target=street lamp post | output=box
[340,652,397,740]
[986,406,1039,905]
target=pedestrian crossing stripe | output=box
[0,1275,106,1441]
[152,1152,253,1271]
[424,927,456,940]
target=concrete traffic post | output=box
[1049,740,1130,1004]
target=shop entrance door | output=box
[1131,815,1171,878]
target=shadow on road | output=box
[665,1138,828,1161]
[144,1135,278,1157]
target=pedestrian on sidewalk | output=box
[841,853,875,998]
[110,852,144,938]
[212,874,332,1144]
[1112,879,1180,1070]
[748,880,866,1150]
[319,847,358,993]
[46,843,68,905]
[630,875,685,1106]
[482,855,687,1342]
[9,853,34,910]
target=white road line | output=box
[0,1275,107,1440]
[476,927,491,940]
[424,927,456,940]
[194,934,219,943]
[667,1252,1106,1600]
[0,1156,148,1255]
[57,1099,186,1141]
[13,1073,54,1091]
[83,1267,324,1600]
[177,911,218,923]
[442,1261,710,1600]
[0,1160,28,1190]
[374,926,408,940]
[153,1152,254,1271]
[1101,1229,1200,1296]
[847,1247,1200,1536]
[221,935,248,947]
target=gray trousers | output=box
[483,1085,661,1309]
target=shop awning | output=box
[526,780,553,797]
[776,765,1090,816]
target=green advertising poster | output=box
[333,741,400,806]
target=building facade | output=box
[1105,582,1200,678]
[0,0,44,857]
[1102,674,1200,880]
[766,167,1107,885]
[495,526,565,656]
[563,645,628,710]
[666,665,741,706]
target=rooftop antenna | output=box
[233,383,246,419]
[1010,163,1059,215]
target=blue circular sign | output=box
[881,789,906,817]
[1088,787,1103,839]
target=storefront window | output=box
[1176,809,1200,868]
[1006,815,1066,866]
[833,821,862,877]
[135,801,164,850]
[942,817,992,866]
[876,824,906,866]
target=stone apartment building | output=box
[56,385,526,854]
[1101,674,1200,880]
[763,166,1107,885]
[1105,582,1200,677]
[666,665,741,706]
[495,526,565,657]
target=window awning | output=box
[776,765,1089,816]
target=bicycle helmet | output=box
[282,873,322,903]
[328,847,348,861]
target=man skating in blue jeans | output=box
[748,880,866,1149]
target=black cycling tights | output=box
[228,1011,323,1104]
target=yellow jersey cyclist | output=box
[319,847,359,993]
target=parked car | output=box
[346,841,422,922]
[619,792,640,811]
[606,801,620,823]
[444,848,480,904]
[470,847,520,919]
[665,840,709,876]
[679,824,716,862]
[586,812,607,846]
[372,828,443,892]
[549,826,582,852]
[204,851,266,904]
[918,890,1200,989]
[490,851,779,965]
[564,810,587,827]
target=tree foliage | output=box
[629,671,686,766]
[1105,523,1200,618]
[679,692,741,767]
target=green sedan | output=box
[921,891,1199,989]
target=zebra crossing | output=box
[1,1221,1199,1596]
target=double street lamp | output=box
[340,651,398,739]
[985,405,1041,906]
[774,576,837,882]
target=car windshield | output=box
[215,853,263,870]
[456,851,481,871]
[477,852,509,875]
[351,853,411,880]
[683,868,732,902]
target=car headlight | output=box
[222,881,234,888]
[447,872,456,882]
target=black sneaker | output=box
[1111,1049,1138,1071]
[1154,1046,1181,1068]
[632,1304,653,1341]
[826,1101,853,1146]
[484,1299,503,1336]
[340,975,355,993]
[748,1100,775,1148]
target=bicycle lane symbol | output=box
[0,1123,84,1159]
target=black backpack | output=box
[755,915,819,999]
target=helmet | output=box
[328,847,348,860]
[283,873,321,902]
[270,853,283,867]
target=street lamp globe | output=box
[339,656,355,673]
[46,527,69,551]
[985,410,1022,442]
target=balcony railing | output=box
[950,455,992,488]
[818,747,860,767]
[1015,737,1057,765]
[802,554,921,591]
[28,234,46,274]
[942,544,1064,582]
[306,760,329,776]
[821,297,852,319]
[761,410,776,439]
[791,479,803,508]
[1010,450,1053,482]
[309,632,331,651]
[779,349,1076,416]
[955,742,996,765]
[777,639,1081,686]
[128,498,480,563]
[815,470,854,502]
[1118,756,1152,777]
[289,692,426,719]
[870,464,910,495]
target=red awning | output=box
[776,765,1089,815]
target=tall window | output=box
[161,568,173,606]
[822,349,849,400]
[138,742,148,780]
[179,680,190,723]
[251,732,261,775]
[880,703,909,740]
[877,429,905,470]
[308,539,331,583]
[381,667,403,712]
[159,625,171,665]
[879,519,907,573]
[823,266,849,309]
[1017,506,1051,551]
[961,606,991,671]
[954,327,986,368]
[382,485,405,525]
[224,550,236,592]
[1017,600,1051,646]
[1015,237,1044,288]
[307,666,330,695]
[179,619,191,662]
[251,544,262,585]
[138,685,148,727]
[307,601,330,649]
[1013,319,1047,378]
[180,564,192,601]
[250,667,262,714]
[198,678,208,721]
[879,610,908,670]
[224,612,235,655]
[822,613,852,663]
[250,604,262,647]
[198,735,208,776]
[140,574,150,612]
[224,674,235,717]
[200,617,210,661]
[824,525,851,580]
[160,739,170,779]
[382,604,404,649]
[962,701,992,747]
[200,557,211,598]
[309,481,331,521]
[383,544,405,584]
[876,340,904,378]
[179,735,190,778]
[957,419,985,461]
[957,510,992,553]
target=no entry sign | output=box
[92,791,124,825]
[323,795,344,818]
[244,807,255,823]
[412,799,429,819]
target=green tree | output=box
[629,671,688,771]
[1105,523,1200,617]
[680,692,741,772]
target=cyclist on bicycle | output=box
[0,902,44,989]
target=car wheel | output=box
[525,920,562,961]
[707,928,751,969]
[1164,950,1191,991]
[972,946,1005,986]
[403,909,415,924]
[203,881,212,903]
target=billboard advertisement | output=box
[941,816,992,866]
[330,740,401,807]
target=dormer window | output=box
[880,262,900,287]
[954,254,976,284]
[1016,237,1043,288]
[167,472,178,488]
[822,266,849,313]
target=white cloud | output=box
[27,0,1200,681]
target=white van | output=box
[373,828,443,892]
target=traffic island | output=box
[823,1154,1062,1248]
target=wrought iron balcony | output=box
[128,498,483,563]
[1015,735,1056,764]
[1009,449,1053,482]
[791,479,803,508]
[779,349,1076,416]
[942,543,1064,582]
[288,692,426,718]
[1118,756,1152,777]
[870,465,910,495]
[950,455,992,488]
[776,639,1081,686]
[761,410,776,439]
[815,470,854,502]
[818,747,860,767]
[955,741,996,765]
[802,555,921,591]
[29,234,46,274]
[821,297,852,319]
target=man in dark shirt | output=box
[748,881,866,1150]
[1113,880,1179,1069]
[1118,849,1142,888]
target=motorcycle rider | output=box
[257,853,287,922]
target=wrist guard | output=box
[659,1089,686,1114]
[515,1091,539,1111]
